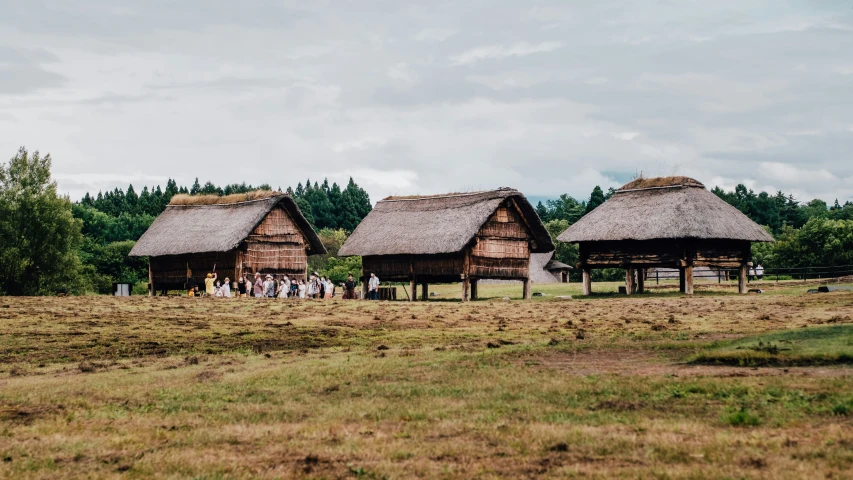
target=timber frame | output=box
[359,198,536,301]
[578,239,753,295]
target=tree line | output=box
[0,147,373,295]
[2,146,852,295]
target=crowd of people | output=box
[191,271,369,299]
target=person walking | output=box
[319,276,327,299]
[368,272,380,300]
[204,272,217,297]
[756,264,764,281]
[344,274,356,300]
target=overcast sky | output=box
[2,1,852,204]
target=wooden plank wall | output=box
[580,239,751,268]
[243,206,309,276]
[470,204,531,279]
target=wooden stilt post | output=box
[470,279,478,300]
[421,282,429,301]
[739,263,748,294]
[462,277,470,302]
[523,278,532,300]
[410,277,417,302]
[148,262,154,297]
[582,268,592,296]
[637,268,645,293]
[361,268,368,300]
[685,265,694,295]
[679,267,686,293]
[625,268,635,295]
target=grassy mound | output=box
[691,325,853,366]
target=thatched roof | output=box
[557,177,774,243]
[338,188,554,257]
[129,193,325,257]
[545,258,572,271]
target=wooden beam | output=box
[410,277,417,302]
[462,277,470,302]
[470,279,477,300]
[685,265,694,295]
[421,282,429,301]
[148,261,154,297]
[637,268,645,293]
[361,268,368,300]
[738,263,748,294]
[625,268,635,295]
[582,268,592,296]
[523,278,532,300]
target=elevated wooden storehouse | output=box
[557,177,774,295]
[338,188,554,301]
[129,192,325,295]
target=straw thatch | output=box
[129,193,325,257]
[557,177,774,243]
[338,188,554,257]
[544,258,572,272]
[168,190,280,206]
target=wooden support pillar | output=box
[462,277,470,302]
[678,267,686,293]
[523,278,532,300]
[470,279,478,300]
[361,269,368,300]
[410,277,417,302]
[637,268,645,293]
[625,268,635,295]
[582,268,592,296]
[685,265,694,295]
[148,262,154,297]
[738,263,748,294]
[421,282,429,301]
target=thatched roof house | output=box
[130,191,325,294]
[557,176,773,295]
[339,188,554,301]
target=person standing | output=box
[298,280,306,298]
[319,276,327,299]
[264,275,276,298]
[204,272,217,297]
[222,277,231,298]
[237,277,247,297]
[344,274,356,300]
[756,264,764,281]
[253,273,265,298]
[368,272,380,300]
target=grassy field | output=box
[1,283,853,479]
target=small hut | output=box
[544,257,573,283]
[129,191,325,295]
[337,188,554,301]
[557,177,773,295]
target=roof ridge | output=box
[615,184,704,194]
[382,188,517,203]
[167,194,286,208]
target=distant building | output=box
[130,191,325,295]
[557,176,773,295]
[338,188,554,301]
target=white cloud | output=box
[611,132,640,141]
[449,41,563,66]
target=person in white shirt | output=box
[325,278,334,299]
[298,281,306,298]
[282,276,291,298]
[755,264,764,280]
[368,273,380,300]
[221,277,231,298]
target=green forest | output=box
[2,146,852,295]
